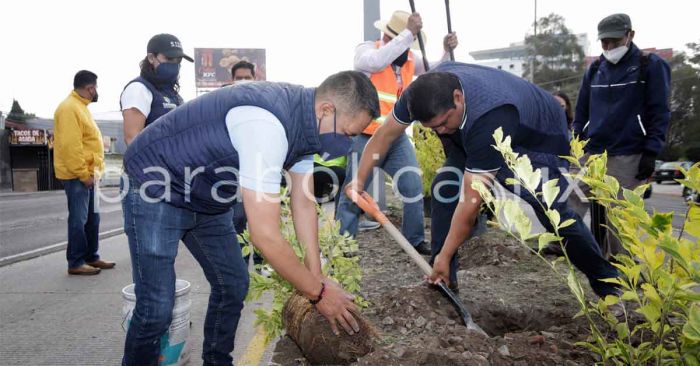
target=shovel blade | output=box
[437,283,488,336]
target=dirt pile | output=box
[270,216,598,365]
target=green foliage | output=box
[7,99,34,122]
[664,41,700,161]
[523,13,585,99]
[243,193,367,344]
[413,124,445,197]
[474,130,700,365]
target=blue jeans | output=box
[62,179,100,268]
[121,182,249,366]
[336,133,425,245]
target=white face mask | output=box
[602,37,630,64]
[603,45,628,64]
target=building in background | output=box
[2,115,124,192]
[469,33,590,77]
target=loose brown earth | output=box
[269,210,601,365]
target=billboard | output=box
[194,48,266,88]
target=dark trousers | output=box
[497,159,618,297]
[62,179,100,268]
[122,182,248,366]
[313,163,346,204]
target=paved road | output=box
[503,182,688,235]
[645,182,688,230]
[0,187,124,258]
[0,182,691,262]
[0,234,276,366]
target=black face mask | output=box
[392,49,410,67]
[318,110,352,160]
[91,91,99,103]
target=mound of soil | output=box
[270,213,599,365]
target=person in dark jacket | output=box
[121,71,379,366]
[570,13,671,257]
[345,62,620,307]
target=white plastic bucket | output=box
[122,279,192,366]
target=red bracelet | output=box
[310,282,326,305]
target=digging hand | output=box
[344,180,364,202]
[428,254,450,285]
[315,278,360,336]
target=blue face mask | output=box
[318,111,352,160]
[154,62,180,85]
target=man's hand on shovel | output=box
[348,187,488,336]
[427,254,451,287]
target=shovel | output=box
[408,0,430,72]
[444,0,455,61]
[349,190,487,335]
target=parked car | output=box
[653,161,692,184]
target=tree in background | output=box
[523,13,585,100]
[662,41,700,161]
[6,99,35,123]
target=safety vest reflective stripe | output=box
[377,91,398,103]
[362,41,415,136]
[314,154,347,168]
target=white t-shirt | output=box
[226,106,313,193]
[120,82,153,117]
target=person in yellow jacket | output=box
[53,70,115,275]
[335,10,458,255]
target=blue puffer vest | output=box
[436,62,571,204]
[121,77,183,126]
[124,82,321,214]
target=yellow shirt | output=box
[53,91,104,181]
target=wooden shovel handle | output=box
[348,190,433,275]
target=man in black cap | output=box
[570,13,671,257]
[121,33,193,145]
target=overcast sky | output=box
[1,0,698,118]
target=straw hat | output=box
[374,10,427,49]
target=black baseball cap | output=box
[597,13,632,40]
[147,33,193,62]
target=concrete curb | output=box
[0,227,125,267]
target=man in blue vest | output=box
[346,62,620,303]
[570,13,671,258]
[121,71,379,366]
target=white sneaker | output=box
[358,219,381,232]
[259,268,273,277]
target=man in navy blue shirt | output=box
[346,62,621,305]
[571,13,671,257]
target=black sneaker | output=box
[541,242,564,257]
[413,241,432,255]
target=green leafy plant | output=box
[413,124,445,198]
[242,193,368,344]
[471,129,700,365]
